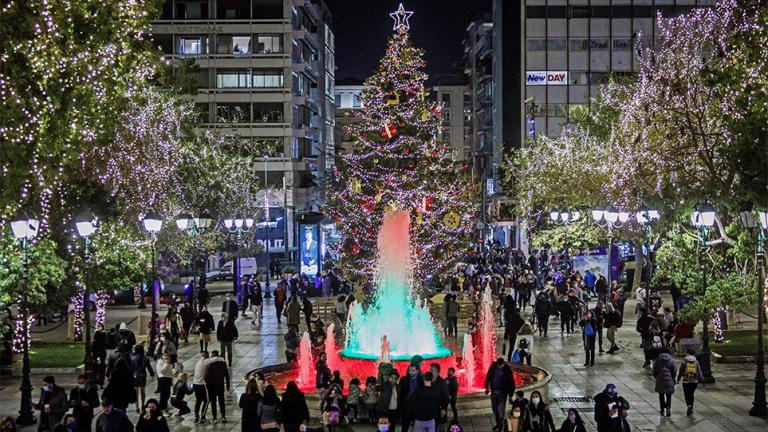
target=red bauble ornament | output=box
[424,196,433,211]
[380,124,398,139]
[350,242,362,256]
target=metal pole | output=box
[699,227,715,383]
[607,224,613,288]
[17,238,35,425]
[264,157,271,297]
[283,175,289,265]
[150,237,158,342]
[191,252,197,314]
[750,228,766,417]
[83,237,94,385]
[481,162,486,255]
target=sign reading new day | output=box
[526,71,568,85]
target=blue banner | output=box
[299,225,320,277]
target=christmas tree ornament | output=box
[351,178,362,193]
[386,91,401,105]
[443,211,461,229]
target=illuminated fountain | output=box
[251,210,550,413]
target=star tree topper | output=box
[390,3,413,32]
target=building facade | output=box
[433,84,470,162]
[333,79,367,156]
[151,0,335,258]
[521,0,716,139]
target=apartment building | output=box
[433,83,470,163]
[151,0,335,258]
[333,78,367,156]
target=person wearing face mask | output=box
[36,376,69,431]
[504,406,525,432]
[155,353,178,411]
[135,399,169,432]
[558,408,586,432]
[484,358,515,432]
[69,375,99,432]
[447,419,463,432]
[377,416,392,432]
[524,391,555,432]
[593,384,630,432]
[94,397,133,432]
[579,311,597,367]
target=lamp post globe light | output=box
[225,214,255,298]
[75,213,98,386]
[142,213,163,343]
[739,204,768,417]
[691,203,717,384]
[10,213,40,425]
[549,208,580,270]
[176,212,212,313]
[592,206,627,289]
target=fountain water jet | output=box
[342,211,450,360]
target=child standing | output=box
[363,376,379,423]
[346,378,361,423]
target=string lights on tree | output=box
[325,4,477,284]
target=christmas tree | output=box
[326,4,477,285]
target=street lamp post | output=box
[592,206,632,287]
[10,214,40,425]
[224,215,254,299]
[692,203,717,384]
[142,213,163,343]
[75,214,98,385]
[549,208,581,270]
[176,213,212,313]
[740,205,767,417]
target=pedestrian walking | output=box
[398,364,424,432]
[446,368,459,421]
[68,375,99,432]
[676,347,703,416]
[203,350,231,423]
[604,304,621,354]
[556,296,573,336]
[484,358,515,432]
[558,408,586,432]
[316,352,332,403]
[258,385,282,432]
[281,381,310,432]
[652,348,677,417]
[131,344,154,412]
[593,384,630,432]
[239,379,261,432]
[534,291,552,337]
[579,311,597,367]
[274,284,287,324]
[285,295,302,332]
[504,308,524,361]
[216,312,238,367]
[192,351,210,424]
[411,372,444,432]
[178,302,194,343]
[524,390,555,432]
[94,398,133,432]
[135,398,169,432]
[36,376,68,431]
[102,351,136,412]
[592,302,606,354]
[155,352,178,411]
[376,372,399,430]
[221,293,239,321]
[447,295,459,338]
[251,280,263,326]
[196,305,215,353]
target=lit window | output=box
[179,37,201,55]
[232,36,251,54]
[256,35,282,53]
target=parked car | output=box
[206,257,258,281]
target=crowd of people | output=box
[0,244,712,432]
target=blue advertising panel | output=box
[299,225,320,277]
[572,247,609,280]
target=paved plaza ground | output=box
[0,291,766,431]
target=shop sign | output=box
[526,71,568,86]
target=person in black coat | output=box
[556,296,573,335]
[239,379,261,432]
[504,308,524,361]
[428,363,450,427]
[92,324,108,388]
[221,293,239,321]
[94,398,133,432]
[593,384,630,432]
[579,311,598,367]
[411,372,444,429]
[196,305,215,353]
[216,314,238,367]
[281,381,309,432]
[558,408,587,432]
[398,365,424,432]
[484,358,515,432]
[70,375,99,432]
[103,355,136,412]
[203,351,231,422]
[446,368,459,421]
[534,292,552,337]
[135,398,169,432]
[178,302,194,343]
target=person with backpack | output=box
[579,311,597,367]
[676,347,703,416]
[534,292,552,337]
[274,284,287,324]
[131,344,154,413]
[196,305,215,353]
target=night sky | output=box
[327,0,492,83]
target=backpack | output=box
[275,288,285,303]
[585,322,595,337]
[518,338,529,350]
[684,360,698,381]
[651,336,663,349]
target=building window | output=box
[216,103,250,123]
[252,102,284,123]
[527,39,547,51]
[256,34,281,53]
[195,103,209,123]
[179,37,201,55]
[352,93,361,108]
[547,39,567,51]
[252,0,283,19]
[442,93,451,107]
[217,0,249,19]
[175,1,208,19]
[254,138,284,157]
[232,36,251,54]
[216,69,250,88]
[334,93,341,107]
[252,70,283,88]
[443,129,452,143]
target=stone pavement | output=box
[1,292,766,431]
